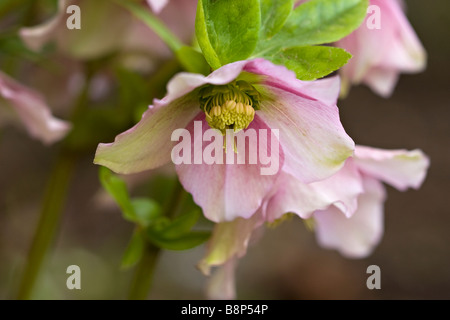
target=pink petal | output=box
[206,259,237,300]
[243,60,354,183]
[94,95,200,174]
[95,61,252,174]
[176,114,283,222]
[314,176,386,258]
[361,67,399,98]
[0,71,71,144]
[146,0,169,13]
[19,0,67,52]
[372,0,426,72]
[265,159,364,221]
[337,0,427,97]
[354,145,430,191]
[198,211,264,275]
[244,59,341,106]
[256,93,353,183]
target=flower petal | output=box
[242,60,354,183]
[243,59,341,106]
[266,159,364,221]
[373,0,426,72]
[257,92,353,183]
[362,67,399,98]
[176,114,283,222]
[0,71,71,144]
[19,0,67,52]
[337,0,426,97]
[354,145,430,191]
[198,211,264,275]
[94,94,200,174]
[206,259,237,300]
[146,0,169,13]
[95,61,253,174]
[314,176,386,258]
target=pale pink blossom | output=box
[337,0,427,97]
[199,145,428,299]
[94,59,354,222]
[0,71,71,144]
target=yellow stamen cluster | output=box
[199,81,260,134]
[266,213,295,228]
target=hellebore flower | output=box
[94,59,354,222]
[198,145,429,299]
[337,0,427,97]
[0,71,71,144]
[20,0,197,65]
[266,145,430,258]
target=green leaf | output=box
[160,210,202,238]
[121,230,145,269]
[195,0,261,69]
[131,198,162,227]
[99,168,162,227]
[269,46,352,80]
[254,0,368,56]
[175,46,210,75]
[147,230,211,251]
[99,166,135,222]
[145,209,209,251]
[259,0,293,40]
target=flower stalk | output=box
[16,151,77,299]
[127,179,186,300]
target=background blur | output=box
[0,0,449,299]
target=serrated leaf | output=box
[147,230,211,251]
[176,46,210,75]
[195,0,261,69]
[131,198,162,227]
[121,230,145,269]
[259,0,293,40]
[269,46,352,80]
[254,0,368,56]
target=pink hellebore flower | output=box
[0,71,71,144]
[199,145,428,299]
[337,0,427,97]
[266,145,430,258]
[94,59,354,222]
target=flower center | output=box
[199,81,261,134]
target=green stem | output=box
[115,0,183,52]
[16,151,77,299]
[127,179,186,300]
[127,242,160,300]
[16,73,92,300]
